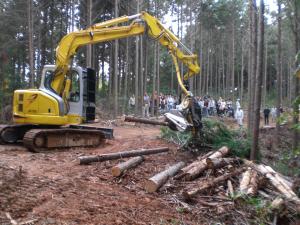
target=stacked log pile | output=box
[175,147,300,218]
[78,146,300,220]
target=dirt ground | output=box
[0,125,214,225]
[1,119,299,225]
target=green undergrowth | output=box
[160,118,251,158]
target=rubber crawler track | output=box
[23,128,106,152]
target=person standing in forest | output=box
[208,98,215,116]
[143,92,150,117]
[152,91,158,116]
[271,107,276,122]
[129,94,135,112]
[203,97,209,117]
[236,99,241,110]
[263,107,271,125]
[236,107,244,128]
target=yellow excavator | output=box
[0,11,201,152]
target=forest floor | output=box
[0,118,299,225]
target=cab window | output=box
[69,71,80,102]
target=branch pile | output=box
[175,147,300,222]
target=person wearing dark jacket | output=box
[263,107,271,125]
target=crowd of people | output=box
[128,92,179,117]
[129,93,282,128]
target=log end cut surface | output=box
[112,167,122,177]
[144,180,159,193]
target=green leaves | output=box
[201,118,251,158]
[160,118,251,158]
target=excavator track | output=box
[0,125,7,144]
[0,124,39,144]
[23,128,106,152]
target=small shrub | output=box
[200,119,251,158]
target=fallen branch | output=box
[183,167,246,200]
[111,156,144,177]
[79,147,169,165]
[145,161,185,193]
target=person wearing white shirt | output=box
[236,107,244,128]
[208,98,215,116]
[236,99,241,110]
[271,107,276,122]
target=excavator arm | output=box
[8,12,200,151]
[53,11,200,100]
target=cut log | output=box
[184,146,230,181]
[184,151,214,172]
[123,116,169,126]
[206,157,241,169]
[239,168,252,194]
[258,190,272,199]
[271,197,285,211]
[174,151,214,180]
[145,161,185,193]
[264,165,293,189]
[243,159,300,206]
[247,170,258,196]
[227,180,234,197]
[79,147,169,164]
[111,156,144,177]
[183,167,246,200]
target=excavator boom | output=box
[3,11,201,151]
[53,12,200,101]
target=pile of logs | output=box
[78,146,300,216]
[175,147,300,216]
[79,147,187,194]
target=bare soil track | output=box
[0,125,209,225]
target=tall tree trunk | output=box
[113,0,119,117]
[241,39,244,101]
[171,62,174,92]
[276,0,282,140]
[232,20,235,100]
[263,42,268,107]
[123,38,129,114]
[188,0,194,93]
[86,0,92,67]
[152,43,157,116]
[199,22,203,95]
[250,0,264,160]
[140,34,144,115]
[108,46,113,114]
[291,0,300,150]
[248,0,258,132]
[156,45,160,112]
[28,0,34,88]
[222,40,225,97]
[177,3,181,95]
[144,40,148,94]
[135,0,140,115]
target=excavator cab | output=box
[13,66,96,125]
[40,65,96,122]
